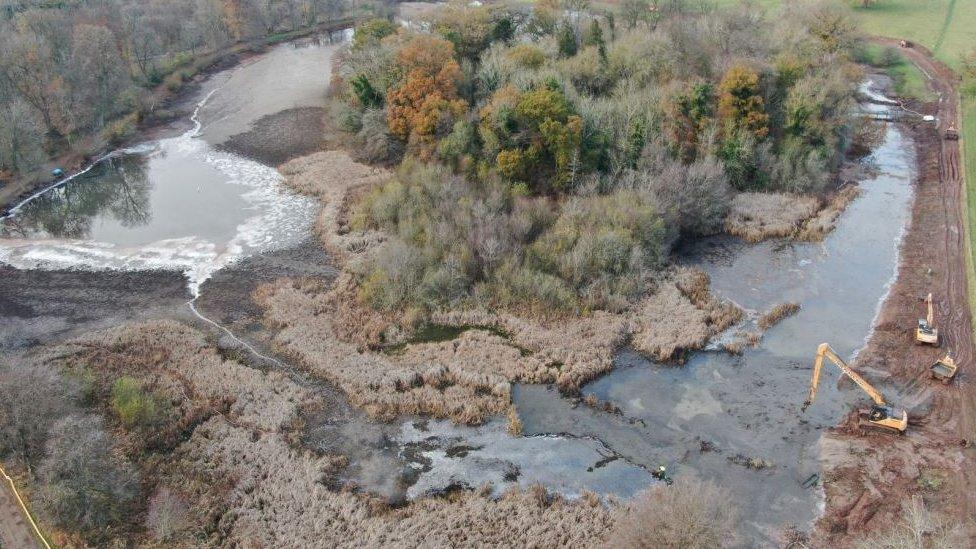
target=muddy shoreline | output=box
[0,21,355,218]
[815,41,975,544]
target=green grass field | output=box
[856,43,936,101]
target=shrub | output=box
[38,415,139,541]
[606,477,738,548]
[353,108,402,164]
[147,487,190,542]
[110,376,158,428]
[353,18,397,49]
[526,189,668,308]
[506,44,546,69]
[104,115,136,146]
[0,361,78,469]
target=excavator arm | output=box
[926,293,934,327]
[804,343,887,408]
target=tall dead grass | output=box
[795,185,860,241]
[725,187,860,243]
[630,268,743,362]
[45,321,618,546]
[174,418,615,547]
[278,151,390,260]
[725,192,821,242]
[43,320,306,433]
[757,302,801,330]
[254,277,516,424]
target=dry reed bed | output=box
[278,151,390,259]
[630,268,743,362]
[725,187,859,243]
[724,192,822,242]
[254,277,515,424]
[268,151,743,423]
[795,185,860,241]
[42,321,618,546]
[40,320,305,432]
[176,417,615,547]
[757,302,801,330]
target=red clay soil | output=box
[815,40,975,544]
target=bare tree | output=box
[0,361,78,475]
[146,486,190,542]
[37,414,139,539]
[605,477,739,548]
[69,24,130,129]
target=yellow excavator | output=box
[915,293,939,345]
[803,343,908,434]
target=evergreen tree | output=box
[584,20,606,62]
[557,23,578,57]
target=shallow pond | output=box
[517,113,916,543]
[0,38,347,293]
[396,91,917,544]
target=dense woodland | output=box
[0,0,352,184]
[332,0,862,316]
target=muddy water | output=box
[0,38,350,293]
[515,122,915,543]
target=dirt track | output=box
[816,40,975,543]
[0,471,39,548]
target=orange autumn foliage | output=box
[387,36,467,156]
[717,64,769,140]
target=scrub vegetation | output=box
[331,0,863,320]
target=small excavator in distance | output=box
[803,343,908,434]
[916,293,939,345]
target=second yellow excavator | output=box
[915,293,938,345]
[803,343,908,434]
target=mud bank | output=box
[814,41,976,544]
[218,107,329,166]
[0,266,190,351]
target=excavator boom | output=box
[803,343,908,434]
[806,343,886,406]
[926,293,934,326]
[915,293,939,345]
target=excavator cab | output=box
[862,405,909,433]
[804,343,909,434]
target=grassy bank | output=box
[856,43,935,101]
[964,97,976,327]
